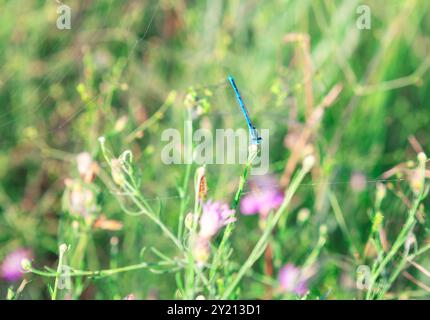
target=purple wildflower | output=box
[1,248,32,282]
[350,171,366,192]
[199,200,236,239]
[240,175,284,218]
[278,263,309,296]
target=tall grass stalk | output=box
[366,153,428,299]
[221,160,312,299]
[208,145,258,292]
[52,244,67,300]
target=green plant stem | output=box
[178,110,193,241]
[116,178,183,250]
[221,166,309,299]
[328,190,359,259]
[126,91,177,142]
[99,131,184,251]
[185,169,204,299]
[365,193,422,299]
[303,227,327,270]
[375,224,430,299]
[178,162,192,240]
[128,188,183,250]
[31,262,150,279]
[232,155,254,209]
[71,227,91,269]
[209,150,257,285]
[52,248,66,300]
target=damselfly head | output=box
[250,127,262,145]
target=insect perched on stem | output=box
[228,76,262,145]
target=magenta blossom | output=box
[199,200,236,239]
[278,263,309,296]
[1,248,32,282]
[240,175,284,218]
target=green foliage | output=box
[1,0,430,300]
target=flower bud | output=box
[59,243,68,255]
[297,208,310,224]
[111,159,126,187]
[418,152,427,165]
[371,211,384,233]
[184,212,194,230]
[409,168,424,194]
[20,259,32,272]
[192,237,210,265]
[196,166,207,200]
[114,116,128,133]
[319,224,328,236]
[302,155,315,172]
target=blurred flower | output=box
[199,200,236,239]
[302,154,315,172]
[240,175,284,218]
[297,208,311,224]
[59,243,68,255]
[65,179,97,218]
[350,172,366,192]
[409,168,425,195]
[114,115,128,133]
[284,125,302,150]
[76,152,99,183]
[123,294,135,300]
[278,263,309,296]
[147,289,159,300]
[93,214,123,231]
[21,258,32,271]
[1,248,33,282]
[76,152,91,176]
[192,236,210,265]
[418,152,427,164]
[376,183,386,203]
[340,271,356,290]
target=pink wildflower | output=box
[240,175,284,218]
[199,200,236,239]
[1,248,33,282]
[278,263,309,296]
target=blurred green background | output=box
[0,0,430,299]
